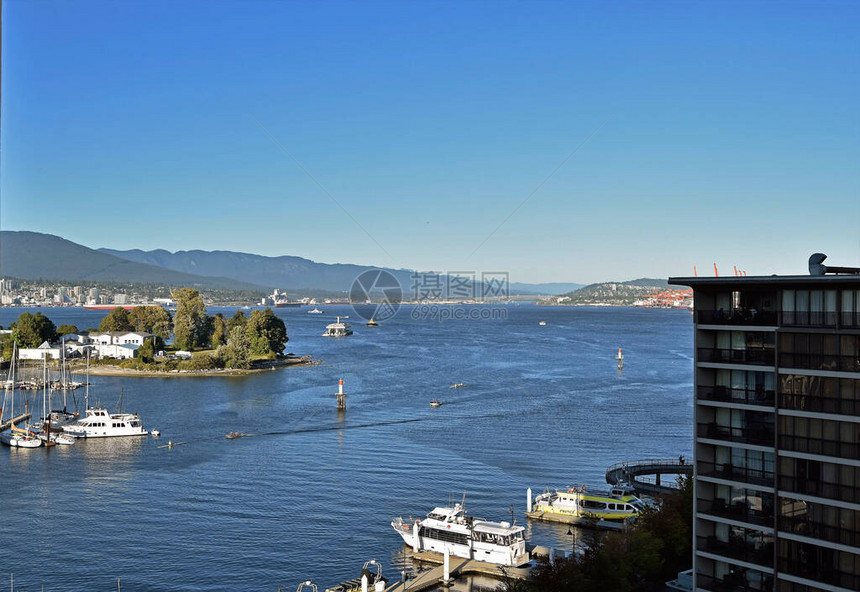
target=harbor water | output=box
[0,304,694,590]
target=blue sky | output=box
[1,1,858,284]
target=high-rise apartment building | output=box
[670,256,860,592]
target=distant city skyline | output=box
[1,1,858,284]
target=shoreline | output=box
[69,355,319,378]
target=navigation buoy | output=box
[616,348,624,370]
[335,379,348,410]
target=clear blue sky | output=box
[2,1,858,284]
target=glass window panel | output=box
[811,290,824,313]
[783,290,795,312]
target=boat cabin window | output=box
[472,531,513,546]
[419,526,468,546]
[582,500,608,510]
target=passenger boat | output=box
[392,501,529,567]
[322,316,353,337]
[526,483,644,529]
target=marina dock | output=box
[0,413,32,432]
[385,550,528,592]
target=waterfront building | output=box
[670,260,860,592]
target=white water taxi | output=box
[392,502,529,567]
[322,316,353,337]
[307,307,324,314]
[527,483,644,529]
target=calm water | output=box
[0,304,693,590]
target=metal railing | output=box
[779,393,860,417]
[698,422,775,447]
[779,352,860,373]
[779,434,860,460]
[698,348,775,366]
[779,475,860,504]
[697,498,774,528]
[696,574,773,592]
[778,558,860,591]
[780,311,839,327]
[697,461,775,488]
[778,515,860,549]
[697,536,774,567]
[698,310,778,326]
[698,385,775,406]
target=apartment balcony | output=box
[699,348,776,366]
[698,423,775,447]
[779,352,860,373]
[779,311,839,328]
[696,574,773,592]
[779,392,860,417]
[780,434,860,459]
[698,536,774,568]
[778,515,860,549]
[779,475,860,504]
[699,385,775,407]
[698,498,774,528]
[778,558,860,591]
[698,461,775,488]
[698,310,778,326]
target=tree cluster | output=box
[504,478,693,592]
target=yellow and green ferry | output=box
[525,483,645,530]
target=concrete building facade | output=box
[670,268,860,592]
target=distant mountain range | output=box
[0,231,583,296]
[0,231,268,292]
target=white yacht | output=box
[63,407,148,438]
[307,307,324,314]
[392,502,529,567]
[322,316,353,337]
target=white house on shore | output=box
[17,331,153,361]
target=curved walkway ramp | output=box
[605,458,693,495]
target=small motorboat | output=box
[539,321,547,326]
[366,318,379,327]
[307,307,324,314]
[151,429,161,437]
[53,433,76,446]
[430,399,442,408]
[449,383,466,388]
[226,432,251,440]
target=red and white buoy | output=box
[616,348,623,370]
[335,379,348,410]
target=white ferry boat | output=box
[63,407,148,438]
[322,316,353,337]
[392,502,529,567]
[526,483,645,529]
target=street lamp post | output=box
[567,526,575,556]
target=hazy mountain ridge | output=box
[0,231,269,292]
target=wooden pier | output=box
[0,413,32,432]
[385,550,528,592]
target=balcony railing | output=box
[778,557,860,591]
[696,574,773,592]
[778,352,860,373]
[779,434,860,460]
[699,348,776,366]
[697,498,774,528]
[779,392,860,417]
[699,385,775,407]
[698,536,774,567]
[780,311,839,327]
[779,475,860,504]
[778,515,860,549]
[698,461,775,488]
[699,310,778,326]
[698,423,775,447]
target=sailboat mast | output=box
[85,352,90,411]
